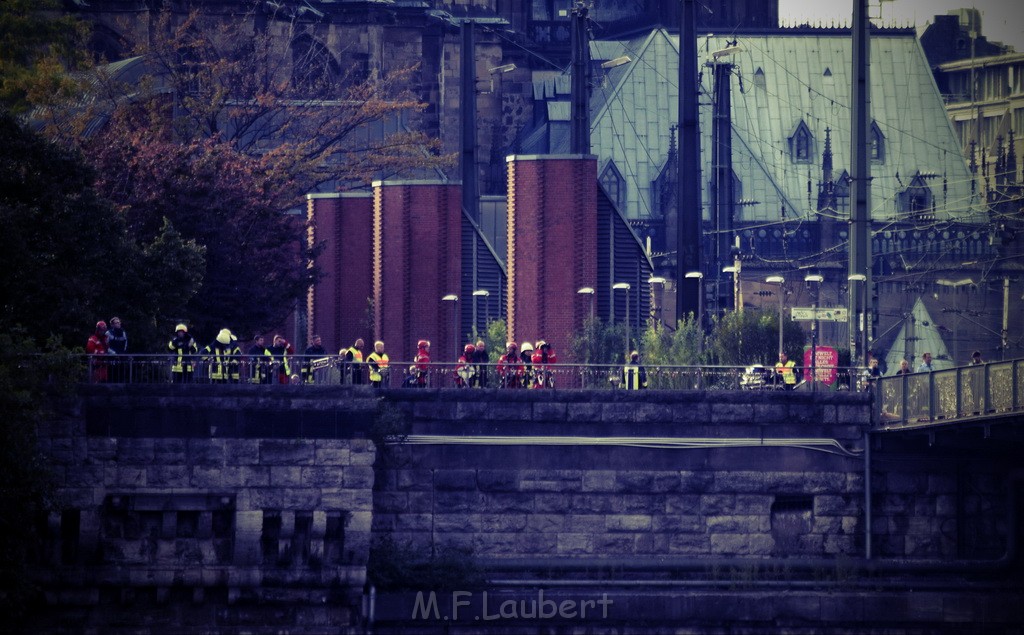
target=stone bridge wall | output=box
[25,385,1022,634]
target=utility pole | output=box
[460,20,478,346]
[677,0,703,322]
[849,0,872,366]
[570,2,591,155]
[711,58,735,318]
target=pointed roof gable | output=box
[884,297,954,373]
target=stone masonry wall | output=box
[31,385,379,635]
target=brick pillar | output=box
[506,155,597,361]
[307,193,374,354]
[373,181,462,363]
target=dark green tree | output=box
[0,112,204,348]
[711,308,805,366]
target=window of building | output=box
[834,170,851,216]
[600,160,626,210]
[870,121,885,163]
[898,172,934,219]
[753,67,765,90]
[788,120,814,164]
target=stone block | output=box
[619,494,659,513]
[484,403,527,421]
[435,513,479,533]
[532,402,567,421]
[581,471,617,492]
[347,511,373,533]
[566,514,605,533]
[405,491,433,512]
[664,494,701,514]
[433,469,477,491]
[474,532,519,555]
[600,403,636,423]
[482,493,534,513]
[412,402,456,420]
[711,471,765,493]
[146,465,189,488]
[652,473,682,492]
[188,440,225,466]
[480,513,527,532]
[672,402,710,423]
[935,494,956,517]
[614,471,654,492]
[477,470,519,492]
[710,402,754,423]
[434,491,480,512]
[534,493,571,513]
[302,466,344,488]
[707,515,768,533]
[393,513,432,531]
[259,440,315,465]
[249,488,321,510]
[596,534,636,553]
[454,401,488,420]
[344,466,376,489]
[314,446,350,466]
[734,494,772,515]
[269,466,303,487]
[633,403,670,423]
[606,514,652,532]
[115,466,146,487]
[396,469,433,491]
[349,446,377,466]
[224,440,260,465]
[668,533,710,554]
[927,473,957,495]
[525,514,566,532]
[653,514,702,533]
[752,403,788,422]
[678,470,715,493]
[709,532,775,556]
[117,439,155,464]
[240,466,270,487]
[86,438,117,462]
[555,533,593,555]
[153,439,187,463]
[569,494,618,513]
[700,494,735,514]
[374,492,408,513]
[814,495,858,516]
[566,403,602,421]
[516,532,558,555]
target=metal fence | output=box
[80,354,874,392]
[876,359,1024,426]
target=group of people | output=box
[489,340,558,389]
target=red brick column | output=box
[307,193,374,353]
[373,181,462,363]
[506,155,597,361]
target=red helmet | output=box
[96,320,107,331]
[506,341,517,351]
[464,343,476,354]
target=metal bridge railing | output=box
[79,354,870,392]
[876,359,1023,426]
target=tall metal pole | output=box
[711,61,735,317]
[461,21,478,221]
[850,0,872,367]
[677,0,703,322]
[570,3,591,155]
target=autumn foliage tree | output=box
[86,106,314,341]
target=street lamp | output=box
[766,276,785,358]
[613,282,631,360]
[648,277,666,326]
[723,264,742,312]
[848,274,866,366]
[685,271,704,352]
[442,294,458,357]
[472,289,490,332]
[805,273,824,389]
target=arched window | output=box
[788,120,814,164]
[870,121,885,163]
[600,161,626,211]
[291,36,340,97]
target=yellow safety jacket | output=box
[776,360,797,385]
[168,335,198,373]
[622,364,647,390]
[204,343,241,381]
[366,351,389,383]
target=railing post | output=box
[928,372,936,422]
[955,367,962,418]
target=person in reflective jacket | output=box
[302,334,327,384]
[622,350,647,390]
[203,328,241,383]
[168,324,198,383]
[366,341,389,388]
[267,335,293,384]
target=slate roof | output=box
[586,28,986,226]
